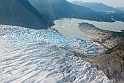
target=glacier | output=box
[0,25,113,83]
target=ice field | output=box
[0,25,113,83]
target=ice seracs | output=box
[0,25,103,56]
[0,25,113,83]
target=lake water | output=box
[51,18,124,39]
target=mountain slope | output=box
[72,1,122,13]
[29,0,95,19]
[0,0,54,29]
[116,7,124,12]
[28,0,124,22]
[28,0,112,22]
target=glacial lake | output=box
[51,18,124,39]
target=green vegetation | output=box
[112,31,124,37]
[17,0,54,27]
[29,0,124,22]
[0,0,54,29]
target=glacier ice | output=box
[0,25,104,56]
[0,25,113,83]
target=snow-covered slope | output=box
[0,25,113,83]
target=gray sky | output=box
[67,0,124,7]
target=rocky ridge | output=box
[78,22,124,83]
[78,22,124,50]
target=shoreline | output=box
[78,22,124,50]
[77,22,124,83]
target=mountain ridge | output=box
[28,0,124,22]
[72,1,122,13]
